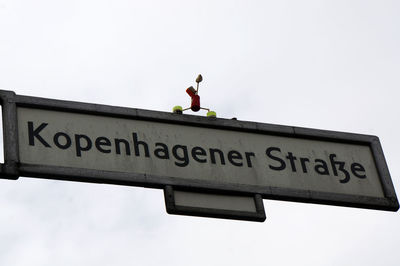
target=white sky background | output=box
[0,0,399,265]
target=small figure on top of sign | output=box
[173,74,216,118]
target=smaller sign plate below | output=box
[164,186,266,222]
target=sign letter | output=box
[28,122,51,147]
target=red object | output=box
[186,87,196,98]
[190,95,200,112]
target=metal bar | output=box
[370,137,399,209]
[0,90,19,179]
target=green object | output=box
[207,111,216,118]
[172,105,183,114]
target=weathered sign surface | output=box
[18,107,383,197]
[1,90,398,212]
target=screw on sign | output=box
[172,74,216,118]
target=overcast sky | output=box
[1,1,399,265]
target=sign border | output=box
[0,90,398,211]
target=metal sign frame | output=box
[0,90,398,211]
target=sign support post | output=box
[0,90,19,179]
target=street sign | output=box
[0,90,398,220]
